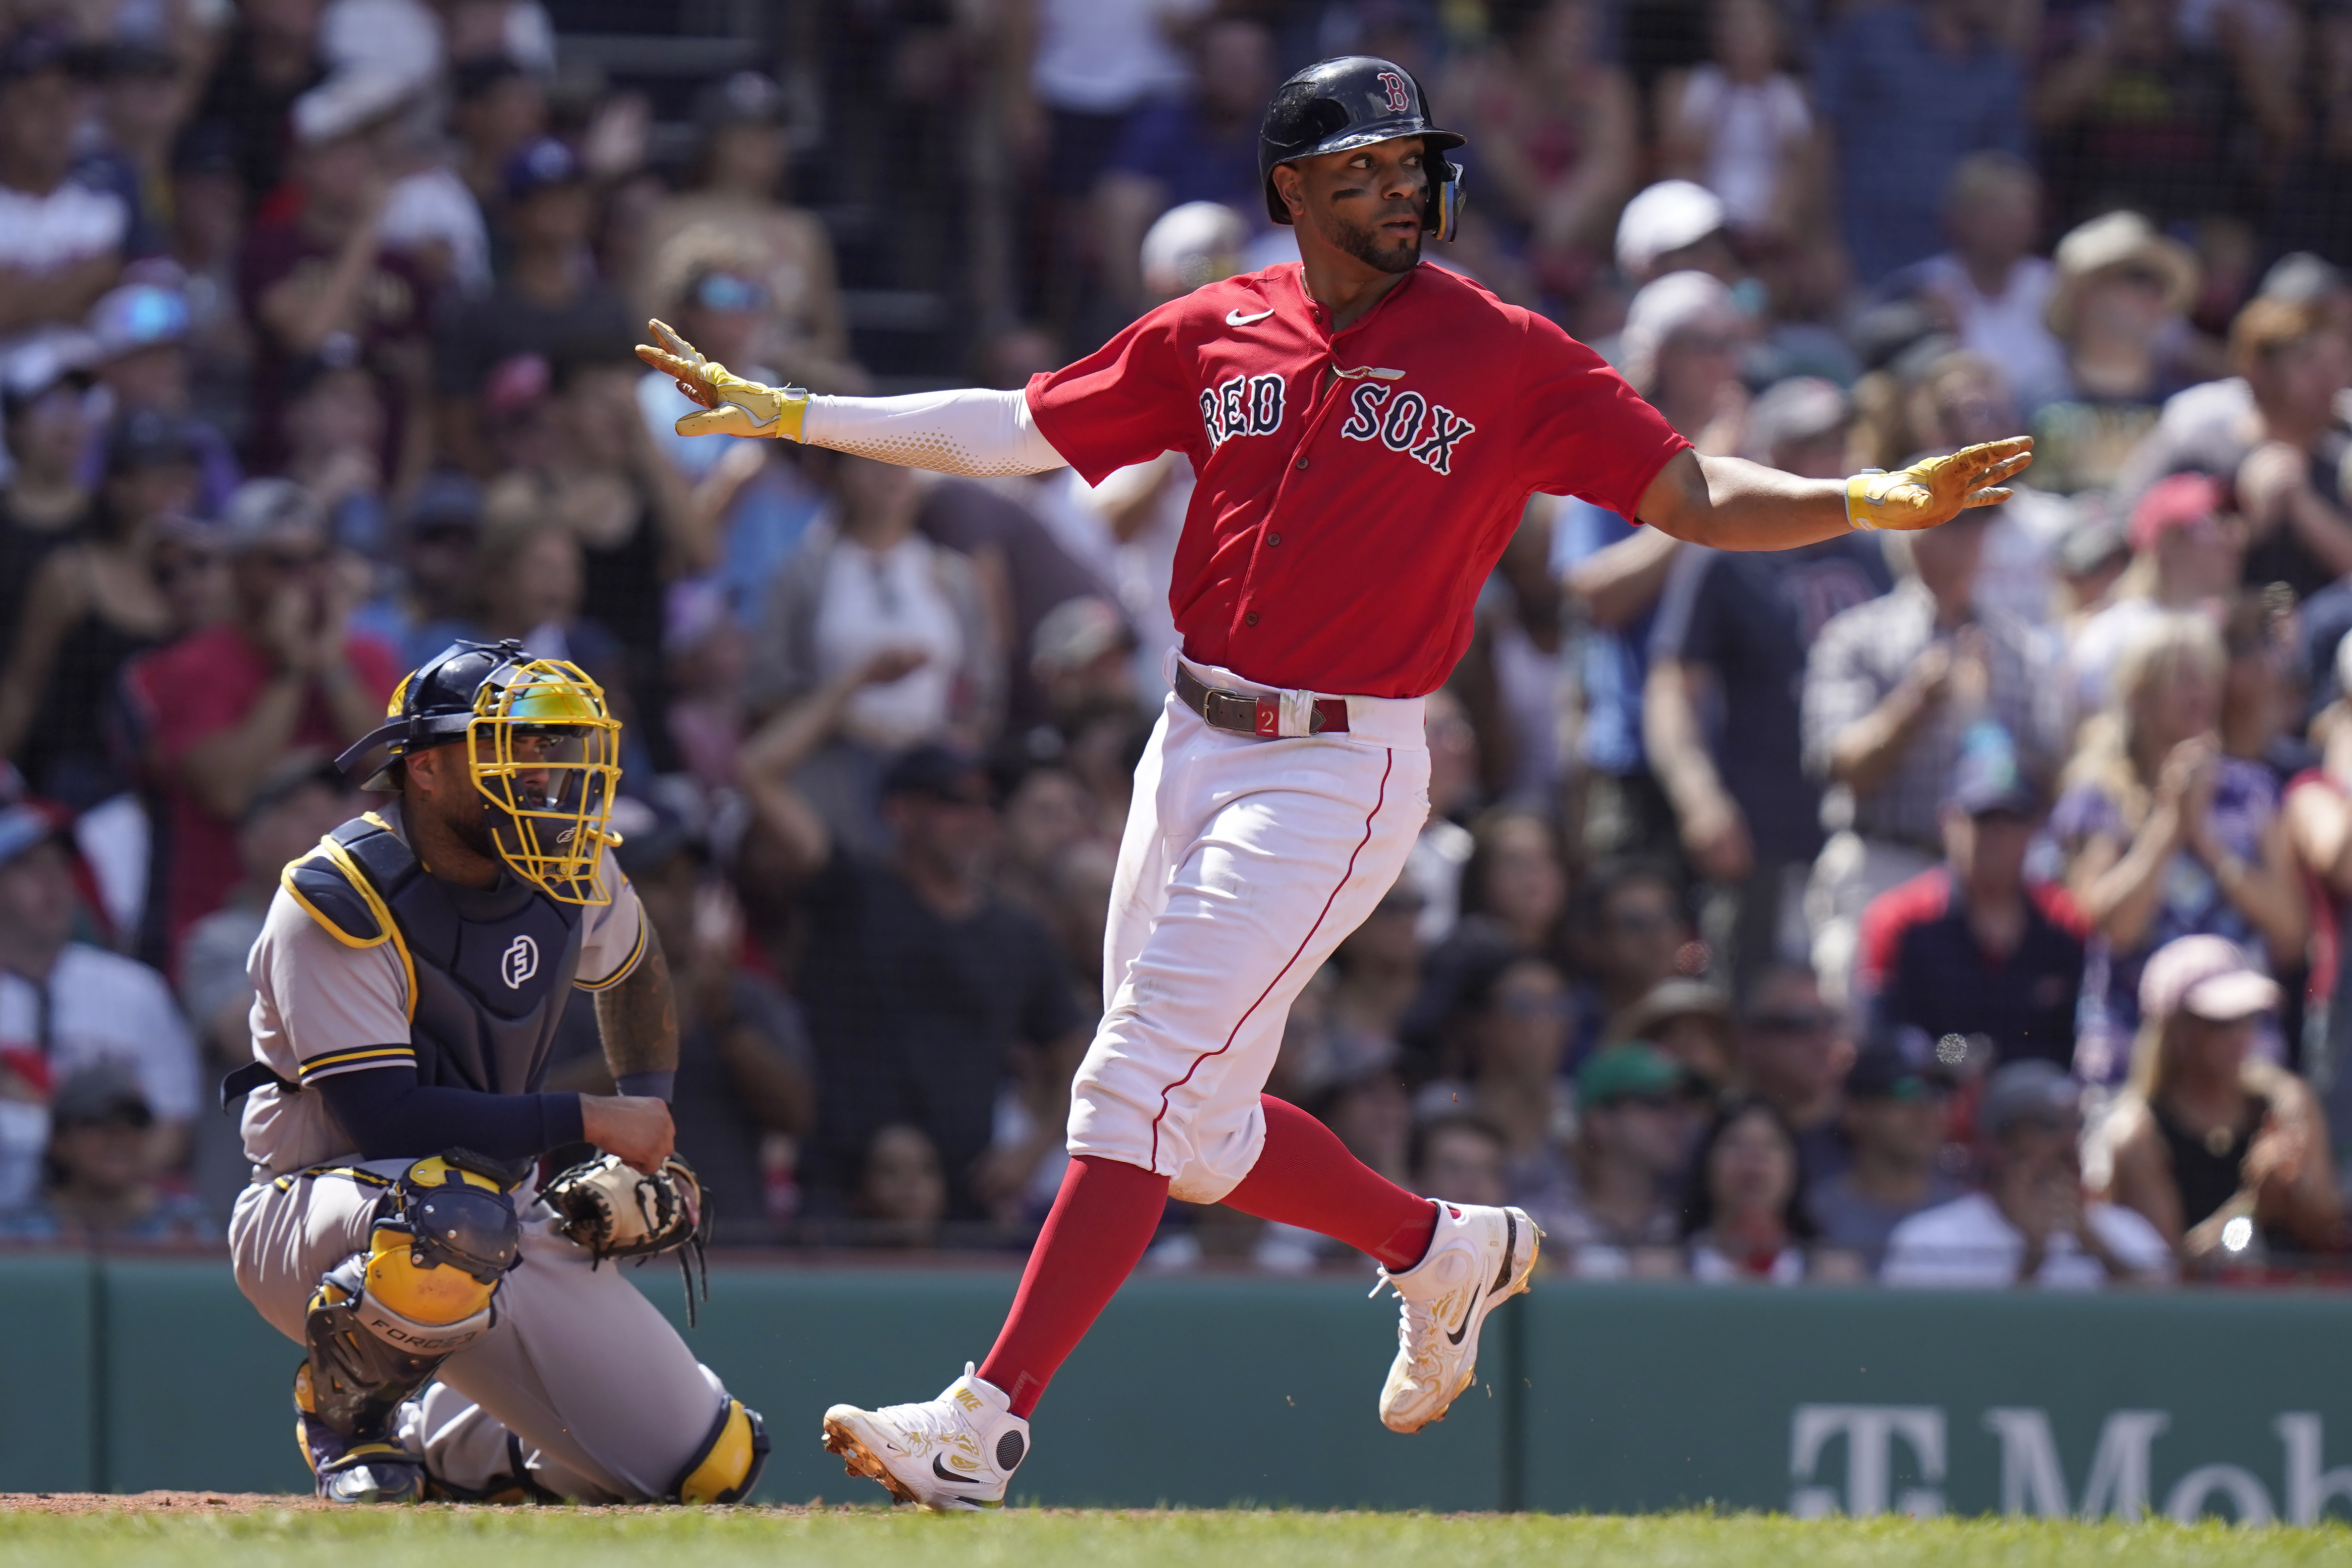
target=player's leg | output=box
[427,1204,767,1503]
[823,702,1427,1508]
[229,1155,525,1503]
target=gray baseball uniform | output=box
[226,805,735,1502]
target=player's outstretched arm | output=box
[1634,439,2033,552]
[634,319,1070,477]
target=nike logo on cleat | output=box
[1225,307,1275,326]
[1489,1212,1518,1296]
[933,1454,983,1485]
[1446,1312,1472,1346]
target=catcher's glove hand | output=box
[542,1151,713,1323]
[633,318,808,440]
[1846,436,2035,532]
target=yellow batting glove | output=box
[633,318,809,441]
[1846,437,2036,532]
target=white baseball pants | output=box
[1067,655,1429,1203]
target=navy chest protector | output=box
[272,813,588,1096]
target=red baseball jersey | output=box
[1026,261,1690,698]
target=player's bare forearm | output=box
[595,923,679,1079]
[1634,440,2034,550]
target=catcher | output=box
[222,639,768,1505]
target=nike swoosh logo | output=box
[1225,307,1275,327]
[1446,1308,1473,1347]
[1490,1212,1518,1296]
[933,1454,983,1485]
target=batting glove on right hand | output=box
[634,318,809,440]
[1846,436,2035,531]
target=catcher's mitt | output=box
[542,1152,713,1324]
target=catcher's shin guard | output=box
[297,1151,526,1501]
[672,1396,770,1504]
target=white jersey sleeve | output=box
[800,388,1069,477]
[575,847,649,991]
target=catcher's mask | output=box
[334,639,623,905]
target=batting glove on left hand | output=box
[634,318,809,440]
[1846,436,2036,532]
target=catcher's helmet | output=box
[1259,56,1466,242]
[335,639,623,904]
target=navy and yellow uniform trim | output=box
[572,908,648,993]
[281,812,419,1023]
[296,1044,419,1081]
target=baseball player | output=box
[223,639,769,1504]
[639,56,2029,1510]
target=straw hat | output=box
[2045,210,2199,336]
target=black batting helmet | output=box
[1259,56,1466,242]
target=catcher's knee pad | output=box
[672,1397,769,1504]
[303,1151,525,1438]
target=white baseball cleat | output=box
[821,1364,1030,1510]
[1373,1202,1541,1433]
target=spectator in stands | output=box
[1734,963,1855,1182]
[0,346,95,659]
[2104,935,2342,1267]
[1857,728,2087,1069]
[1555,274,1759,870]
[447,55,545,221]
[738,686,1085,1223]
[1908,153,2068,416]
[2229,296,2352,600]
[1680,1097,1816,1283]
[1424,948,1579,1236]
[744,451,999,855]
[1812,0,2027,285]
[2032,0,2297,233]
[2054,613,2307,1084]
[0,27,128,339]
[990,761,1098,926]
[1607,976,1736,1092]
[165,124,255,434]
[0,411,196,810]
[1806,1042,1965,1271]
[0,1064,211,1245]
[176,757,349,1218]
[437,138,634,476]
[1096,17,1277,317]
[348,473,479,672]
[0,805,199,1213]
[2030,213,2206,495]
[852,1123,949,1249]
[1444,0,1636,304]
[1654,0,1818,253]
[640,72,859,393]
[1647,403,1891,988]
[1553,1043,1694,1278]
[463,507,646,778]
[130,479,397,960]
[2068,475,2243,715]
[190,0,324,204]
[1567,859,1692,1062]
[1801,498,2054,998]
[2220,591,2306,790]
[240,88,432,478]
[1310,881,1427,1099]
[2287,642,2352,1136]
[1410,1112,1510,1211]
[83,281,239,513]
[1883,1060,2173,1287]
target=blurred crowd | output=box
[7,0,2352,1288]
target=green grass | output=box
[2,1508,2350,1568]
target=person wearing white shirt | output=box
[1883,1059,2174,1288]
[0,805,199,1213]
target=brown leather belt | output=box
[1174,663,1349,738]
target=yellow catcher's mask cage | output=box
[465,658,622,905]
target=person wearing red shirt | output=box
[127,480,396,966]
[638,56,2030,1509]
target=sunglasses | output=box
[694,273,768,313]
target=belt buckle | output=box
[1201,687,1258,733]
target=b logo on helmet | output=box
[1376,71,1410,112]
[502,934,539,989]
